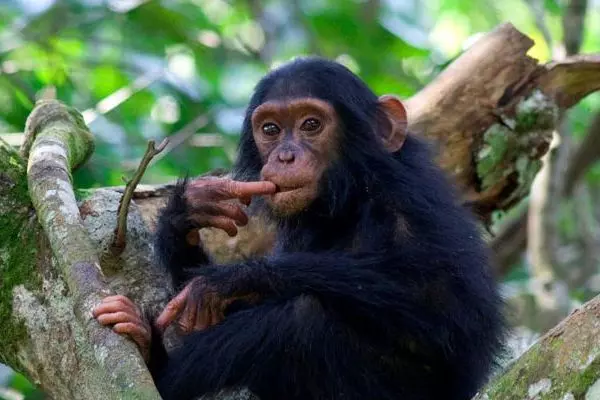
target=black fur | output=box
[152,57,505,400]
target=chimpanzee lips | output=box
[264,179,309,193]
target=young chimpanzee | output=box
[94,57,505,400]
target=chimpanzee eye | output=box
[262,123,281,136]
[300,118,321,132]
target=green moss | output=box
[505,156,542,204]
[75,188,97,201]
[474,92,556,208]
[64,104,95,168]
[570,359,600,396]
[515,90,559,133]
[476,124,513,190]
[487,343,552,398]
[483,333,600,399]
[0,139,40,368]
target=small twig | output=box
[111,138,168,255]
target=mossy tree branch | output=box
[1,100,165,399]
[475,298,600,399]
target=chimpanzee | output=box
[94,57,505,400]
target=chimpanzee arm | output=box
[154,179,211,288]
[153,248,501,400]
[197,245,500,348]
[153,296,391,400]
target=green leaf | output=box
[543,0,562,15]
[50,37,84,58]
[91,65,129,99]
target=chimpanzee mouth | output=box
[266,180,308,193]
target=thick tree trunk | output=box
[0,23,599,399]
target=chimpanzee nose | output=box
[278,150,295,163]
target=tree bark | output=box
[490,112,600,275]
[475,297,600,400]
[1,101,165,399]
[0,23,599,399]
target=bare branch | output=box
[111,139,168,255]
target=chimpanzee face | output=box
[251,97,339,216]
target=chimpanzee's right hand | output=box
[93,295,152,363]
[178,177,276,244]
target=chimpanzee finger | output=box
[93,296,140,319]
[186,214,209,232]
[188,203,249,226]
[113,322,150,345]
[113,322,151,361]
[100,295,139,311]
[96,311,141,327]
[212,203,249,226]
[205,216,238,237]
[93,302,138,320]
[155,285,191,332]
[177,300,199,334]
[187,213,237,236]
[194,305,210,331]
[225,180,277,199]
[210,306,224,328]
[188,179,275,201]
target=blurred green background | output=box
[0,0,599,398]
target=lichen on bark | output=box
[475,90,556,210]
[476,300,600,399]
[3,101,163,398]
[0,138,40,368]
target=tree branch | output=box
[17,100,161,398]
[475,294,600,399]
[491,111,600,274]
[112,139,168,255]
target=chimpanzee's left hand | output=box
[155,276,259,334]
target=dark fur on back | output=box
[153,57,505,400]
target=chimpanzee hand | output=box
[93,295,152,363]
[154,276,260,334]
[182,177,276,244]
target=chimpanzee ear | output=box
[378,95,408,152]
